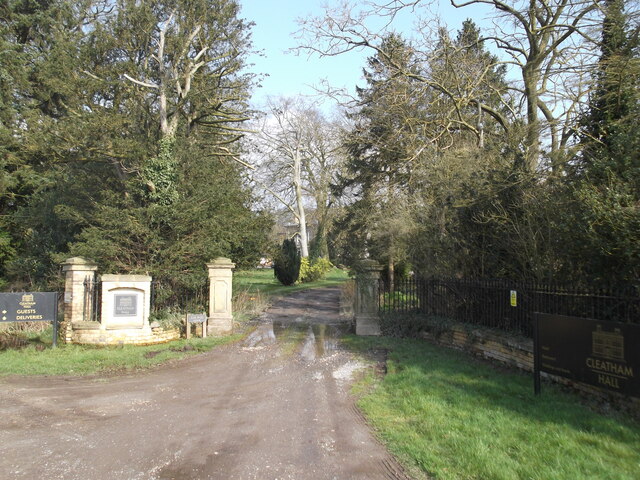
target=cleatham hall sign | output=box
[535,314,638,397]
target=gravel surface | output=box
[0,287,412,480]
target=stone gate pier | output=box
[354,259,383,336]
[206,257,235,336]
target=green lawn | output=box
[343,335,640,480]
[233,267,349,298]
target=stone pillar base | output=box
[356,315,381,336]
[207,316,233,336]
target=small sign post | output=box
[186,313,208,339]
[0,292,59,347]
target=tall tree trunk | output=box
[294,149,309,257]
[314,190,331,258]
[522,61,541,172]
[388,255,395,293]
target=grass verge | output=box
[343,335,640,480]
[0,330,241,376]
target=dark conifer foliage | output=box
[0,0,271,289]
[273,239,301,286]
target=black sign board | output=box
[187,313,207,324]
[114,294,137,317]
[534,313,639,398]
[1,292,57,322]
[0,292,59,347]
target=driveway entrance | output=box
[0,287,410,480]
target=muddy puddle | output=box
[244,320,347,362]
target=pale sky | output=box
[239,0,493,110]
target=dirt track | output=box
[0,287,411,480]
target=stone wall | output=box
[419,318,640,417]
[68,322,180,346]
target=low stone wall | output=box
[419,318,640,417]
[68,322,180,346]
[421,322,534,370]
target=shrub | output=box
[299,256,333,283]
[273,239,300,286]
[381,291,420,309]
[379,313,439,338]
[382,261,413,283]
[149,309,184,331]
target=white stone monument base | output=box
[68,273,180,345]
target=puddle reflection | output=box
[244,323,277,347]
[244,321,344,361]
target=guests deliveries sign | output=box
[534,313,639,397]
[0,292,59,347]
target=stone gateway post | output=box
[61,257,99,341]
[207,257,235,336]
[354,259,383,336]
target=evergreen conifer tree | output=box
[273,239,301,286]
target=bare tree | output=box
[87,0,255,203]
[248,97,346,258]
[114,0,253,151]
[295,0,604,172]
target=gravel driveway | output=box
[0,287,411,480]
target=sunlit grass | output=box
[0,333,241,376]
[233,267,349,299]
[343,336,640,480]
[232,268,349,324]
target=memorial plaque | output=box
[536,314,639,397]
[114,294,137,317]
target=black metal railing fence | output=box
[379,277,640,337]
[150,279,208,317]
[83,276,101,322]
